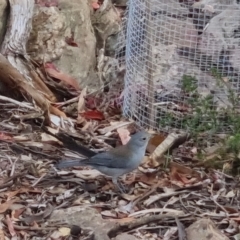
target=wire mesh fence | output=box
[117,0,240,136]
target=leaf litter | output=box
[0,87,239,240]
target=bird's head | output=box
[127,130,151,149]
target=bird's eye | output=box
[142,137,146,140]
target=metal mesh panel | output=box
[121,0,240,134]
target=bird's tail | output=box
[55,159,88,169]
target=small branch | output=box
[108,214,191,238]
[0,95,35,109]
[2,219,56,231]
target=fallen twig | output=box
[108,214,191,238]
[0,95,35,109]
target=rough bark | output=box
[0,0,62,122]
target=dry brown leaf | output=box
[77,115,86,125]
[50,231,62,239]
[77,87,87,114]
[147,133,166,153]
[170,162,199,176]
[44,126,59,135]
[21,204,54,224]
[164,227,178,240]
[98,121,133,135]
[40,132,61,144]
[170,162,201,185]
[81,121,92,131]
[6,215,16,237]
[19,141,44,148]
[117,128,131,145]
[5,188,41,200]
[49,105,67,118]
[80,110,105,120]
[13,135,30,141]
[45,67,80,91]
[0,200,15,213]
[0,132,13,141]
[117,212,129,219]
[72,169,102,179]
[77,88,88,123]
[5,190,21,200]
[142,156,150,164]
[231,217,240,223]
[19,231,29,239]
[11,208,26,220]
[137,172,159,186]
[29,68,57,102]
[101,210,117,218]
[32,221,39,228]
[0,228,5,240]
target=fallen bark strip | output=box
[0,53,51,123]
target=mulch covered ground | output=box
[0,92,239,240]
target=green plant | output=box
[157,71,240,174]
[181,75,198,93]
[159,112,177,128]
[211,68,239,109]
[159,71,240,139]
[226,134,240,155]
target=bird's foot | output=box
[112,178,128,194]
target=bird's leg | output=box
[112,177,126,194]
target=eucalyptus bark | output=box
[0,0,57,122]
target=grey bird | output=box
[55,130,151,192]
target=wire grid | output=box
[119,0,240,134]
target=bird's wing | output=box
[82,149,131,169]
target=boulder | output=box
[27,0,98,89]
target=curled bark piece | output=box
[150,132,188,165]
